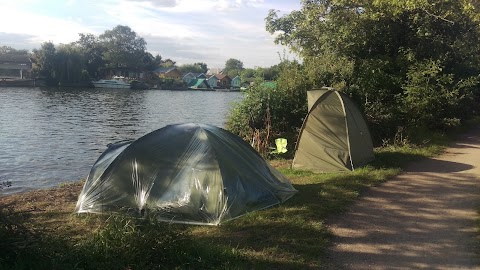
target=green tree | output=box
[226,60,309,155]
[177,63,204,74]
[99,25,147,68]
[76,33,105,78]
[31,42,57,84]
[160,58,176,68]
[224,58,244,78]
[55,44,88,85]
[31,42,91,85]
[142,52,163,71]
[225,58,244,70]
[265,0,480,141]
[194,62,208,73]
[254,65,281,81]
[240,68,256,81]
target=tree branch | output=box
[424,10,454,24]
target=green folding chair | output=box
[271,138,288,154]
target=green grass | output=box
[0,127,471,270]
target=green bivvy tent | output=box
[76,123,297,225]
[292,89,374,172]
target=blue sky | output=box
[0,0,300,68]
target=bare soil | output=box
[326,128,480,269]
[0,182,90,237]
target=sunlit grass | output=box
[0,129,464,269]
[187,143,447,268]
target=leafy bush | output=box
[402,59,478,131]
[158,77,186,89]
[264,0,480,145]
[226,61,311,157]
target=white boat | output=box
[92,76,131,89]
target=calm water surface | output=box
[0,87,242,195]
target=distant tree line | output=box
[28,25,172,86]
[1,25,282,87]
[176,58,281,82]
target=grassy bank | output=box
[0,132,458,269]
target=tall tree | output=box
[160,58,176,68]
[265,0,480,139]
[194,62,208,73]
[240,68,256,81]
[99,25,147,68]
[224,58,244,70]
[76,33,105,78]
[55,44,87,84]
[153,54,163,66]
[142,52,163,71]
[224,58,244,78]
[31,42,57,83]
[178,63,204,74]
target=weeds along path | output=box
[326,127,480,270]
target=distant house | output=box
[183,72,207,85]
[0,54,32,79]
[207,75,218,88]
[188,78,210,89]
[216,74,231,89]
[154,67,182,80]
[183,73,196,84]
[231,75,241,89]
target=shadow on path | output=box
[326,127,480,270]
[406,159,473,173]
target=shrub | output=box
[226,61,311,157]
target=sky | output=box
[0,0,300,68]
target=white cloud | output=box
[121,0,265,12]
[0,7,95,45]
[0,0,298,67]
[97,1,198,38]
[126,0,179,7]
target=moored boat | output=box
[92,76,131,89]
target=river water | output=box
[0,87,242,195]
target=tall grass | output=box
[0,211,244,270]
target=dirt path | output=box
[326,128,480,269]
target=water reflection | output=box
[0,87,242,195]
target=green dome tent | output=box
[76,123,297,225]
[292,89,374,172]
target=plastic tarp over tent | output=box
[76,123,297,225]
[292,89,374,172]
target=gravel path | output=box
[326,128,480,269]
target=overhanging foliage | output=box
[246,0,480,143]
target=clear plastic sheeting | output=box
[75,123,297,225]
